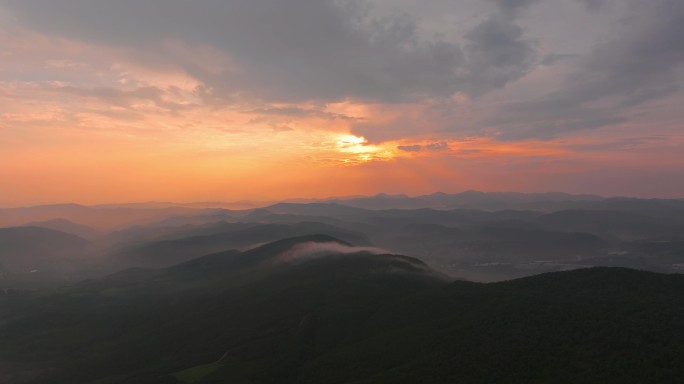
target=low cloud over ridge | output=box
[276,241,390,263]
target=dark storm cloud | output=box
[3,0,680,142]
[0,0,536,104]
[249,107,353,120]
[541,54,579,66]
[490,0,684,139]
[486,0,540,17]
[460,14,536,96]
[575,0,608,12]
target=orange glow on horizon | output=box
[2,27,683,206]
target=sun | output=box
[337,134,367,146]
[329,133,397,164]
[335,134,377,155]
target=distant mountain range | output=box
[4,190,684,229]
[2,191,683,287]
[330,191,605,210]
[24,219,100,239]
[0,204,213,230]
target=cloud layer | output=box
[4,0,682,138]
[0,0,683,203]
[1,0,540,104]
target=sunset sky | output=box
[1,0,683,206]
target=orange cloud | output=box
[1,23,683,206]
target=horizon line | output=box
[3,190,683,210]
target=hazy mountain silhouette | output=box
[536,209,684,239]
[0,227,91,289]
[2,192,684,286]
[25,219,100,239]
[0,204,207,230]
[115,223,373,268]
[328,191,604,210]
[209,198,684,281]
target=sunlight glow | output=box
[328,134,396,164]
[337,134,366,145]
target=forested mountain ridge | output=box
[1,235,682,384]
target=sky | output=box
[1,0,683,206]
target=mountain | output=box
[93,200,684,282]
[253,204,540,228]
[104,218,249,247]
[4,193,684,287]
[299,268,684,384]
[0,227,91,289]
[324,191,684,215]
[1,236,683,383]
[0,235,443,383]
[329,191,605,211]
[116,222,373,268]
[25,219,100,239]
[240,209,362,230]
[264,203,369,216]
[0,204,207,230]
[238,201,684,280]
[536,209,684,239]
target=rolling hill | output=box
[115,222,372,268]
[0,227,92,289]
[1,236,683,383]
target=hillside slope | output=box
[0,236,682,383]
